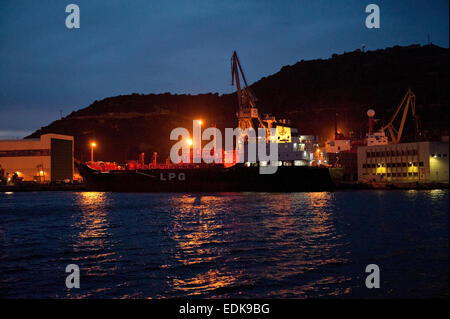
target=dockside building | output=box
[0,134,74,182]
[357,141,449,183]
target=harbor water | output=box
[0,190,448,298]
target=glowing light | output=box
[187,138,193,146]
[196,120,202,125]
[39,170,44,176]
[90,141,97,162]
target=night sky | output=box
[0,0,448,139]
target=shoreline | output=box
[1,182,448,192]
[335,181,449,190]
[0,184,87,192]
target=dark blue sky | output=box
[0,0,448,138]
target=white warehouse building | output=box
[357,141,449,183]
[0,134,74,182]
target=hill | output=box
[28,44,449,162]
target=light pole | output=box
[196,120,202,163]
[90,142,96,162]
[186,138,193,163]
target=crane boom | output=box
[231,51,257,110]
[379,89,419,144]
[231,51,267,131]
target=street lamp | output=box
[195,120,202,162]
[90,142,96,162]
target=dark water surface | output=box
[0,190,448,298]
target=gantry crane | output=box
[379,89,420,144]
[231,51,275,131]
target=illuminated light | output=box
[39,170,44,176]
[15,171,21,177]
[90,141,97,162]
[276,126,292,143]
[187,138,193,146]
[196,120,202,125]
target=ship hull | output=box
[78,164,335,192]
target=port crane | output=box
[231,51,275,132]
[379,89,420,144]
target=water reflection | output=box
[165,193,351,297]
[167,195,238,296]
[73,192,110,249]
[68,192,118,297]
[169,195,225,262]
[172,269,240,297]
[428,189,446,200]
[305,192,336,240]
[260,193,350,296]
[1,190,447,298]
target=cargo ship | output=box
[78,51,335,192]
[78,162,333,192]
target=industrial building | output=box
[0,134,74,183]
[357,141,449,183]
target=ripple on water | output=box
[0,190,448,298]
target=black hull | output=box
[78,164,335,192]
